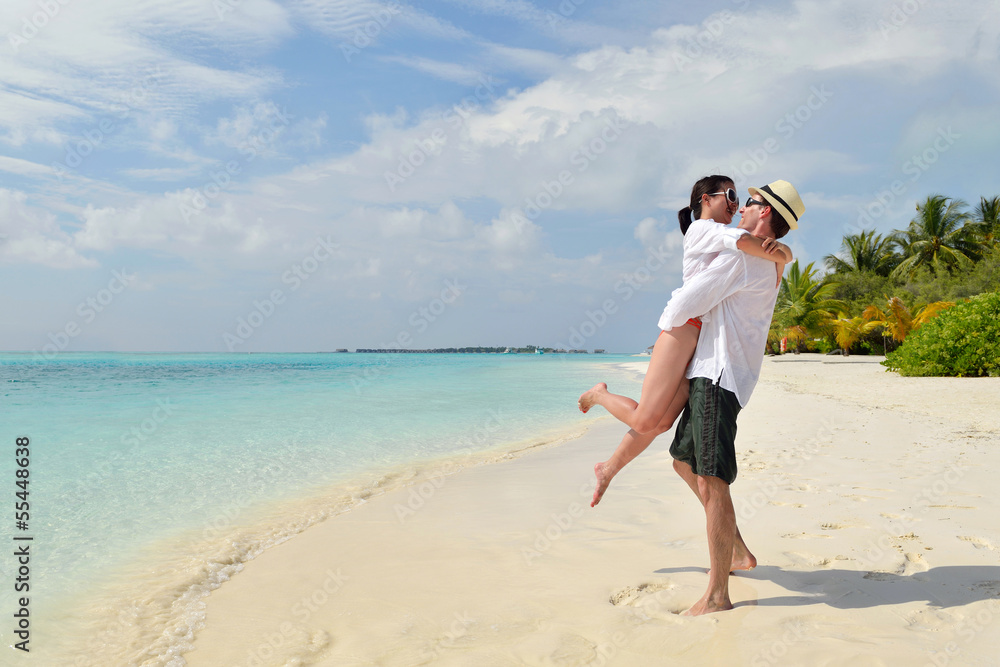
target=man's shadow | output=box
[655,565,1000,609]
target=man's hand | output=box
[759,236,793,263]
[774,261,785,288]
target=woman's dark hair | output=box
[678,174,734,235]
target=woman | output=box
[579,174,791,457]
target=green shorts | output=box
[669,376,742,485]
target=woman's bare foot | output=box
[591,461,616,507]
[578,383,607,413]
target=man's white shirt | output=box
[657,246,779,408]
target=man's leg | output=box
[684,475,736,616]
[672,460,755,572]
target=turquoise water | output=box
[0,352,643,661]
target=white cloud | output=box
[0,155,63,177]
[73,192,283,256]
[0,189,97,268]
[292,0,472,43]
[379,56,485,85]
[0,0,288,153]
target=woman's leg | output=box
[591,378,690,507]
[579,324,699,434]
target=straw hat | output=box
[748,180,805,230]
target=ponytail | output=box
[678,207,695,235]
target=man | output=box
[591,179,804,616]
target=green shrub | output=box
[883,291,1000,376]
[811,338,834,354]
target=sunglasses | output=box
[706,188,738,204]
[744,197,769,208]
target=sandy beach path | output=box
[185,356,1000,666]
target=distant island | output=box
[347,346,607,354]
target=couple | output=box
[578,176,804,616]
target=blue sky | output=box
[1,0,998,353]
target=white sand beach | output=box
[184,356,1000,666]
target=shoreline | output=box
[182,355,1000,666]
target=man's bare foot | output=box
[706,541,757,576]
[578,383,607,414]
[682,593,733,616]
[591,461,615,507]
[730,544,757,572]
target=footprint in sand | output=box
[514,631,598,665]
[821,522,851,530]
[609,581,689,616]
[609,581,673,606]
[864,552,929,580]
[902,552,930,575]
[550,633,599,665]
[959,536,998,551]
[972,581,1000,597]
[780,532,831,539]
[783,551,834,568]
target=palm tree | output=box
[862,297,953,343]
[890,195,985,279]
[972,195,1000,246]
[824,230,899,276]
[830,315,882,355]
[774,261,846,346]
